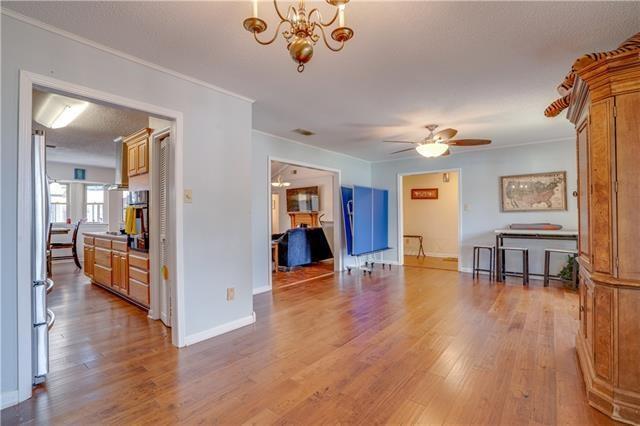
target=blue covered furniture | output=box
[272,227,333,269]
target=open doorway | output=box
[269,160,339,289]
[399,170,460,271]
[18,74,182,400]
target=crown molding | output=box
[1,8,255,104]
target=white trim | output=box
[266,156,344,291]
[1,8,254,104]
[184,312,256,346]
[253,285,272,295]
[1,391,19,410]
[17,71,187,406]
[397,168,463,272]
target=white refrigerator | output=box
[32,129,55,384]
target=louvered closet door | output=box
[159,135,171,327]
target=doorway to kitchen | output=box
[16,72,184,404]
[269,159,342,290]
[398,170,461,271]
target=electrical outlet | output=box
[184,189,193,203]
[226,287,235,301]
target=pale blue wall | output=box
[251,131,372,290]
[1,14,253,396]
[371,140,578,274]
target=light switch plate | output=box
[226,288,235,301]
[184,189,193,203]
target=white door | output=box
[159,135,171,327]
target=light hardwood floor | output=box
[2,263,614,425]
[273,260,334,289]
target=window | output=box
[85,185,105,223]
[49,182,69,223]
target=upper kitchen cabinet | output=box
[124,128,153,177]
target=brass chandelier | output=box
[243,0,354,72]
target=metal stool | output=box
[544,249,578,287]
[472,245,495,279]
[497,246,529,285]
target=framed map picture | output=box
[411,188,438,200]
[500,171,567,212]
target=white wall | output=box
[46,161,115,183]
[402,172,459,257]
[2,13,253,399]
[252,131,371,292]
[372,139,578,275]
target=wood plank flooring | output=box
[2,263,615,425]
[272,260,334,289]
[403,255,459,271]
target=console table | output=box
[494,229,578,282]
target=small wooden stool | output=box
[543,248,578,287]
[497,246,529,285]
[472,245,495,279]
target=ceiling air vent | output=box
[292,128,315,136]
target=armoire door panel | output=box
[593,286,613,381]
[615,92,640,281]
[589,99,613,274]
[618,288,640,391]
[576,118,591,263]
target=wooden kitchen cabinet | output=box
[84,233,149,309]
[124,128,152,177]
[565,48,640,424]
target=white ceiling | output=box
[33,89,149,168]
[10,2,639,161]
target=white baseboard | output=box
[184,312,256,346]
[1,390,19,409]
[252,285,271,295]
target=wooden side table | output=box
[403,235,426,258]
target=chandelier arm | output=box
[273,0,287,21]
[253,20,290,46]
[317,25,345,52]
[307,7,339,27]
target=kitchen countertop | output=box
[83,231,128,241]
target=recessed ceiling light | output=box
[292,128,315,136]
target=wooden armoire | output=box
[566,50,640,424]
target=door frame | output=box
[397,168,463,269]
[17,70,186,404]
[266,156,343,291]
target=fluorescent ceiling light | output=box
[416,143,449,158]
[34,94,89,129]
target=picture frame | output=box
[411,188,438,200]
[500,171,567,212]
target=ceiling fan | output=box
[383,124,491,158]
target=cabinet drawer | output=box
[129,253,149,270]
[112,240,128,252]
[95,238,112,249]
[95,247,112,267]
[84,236,94,246]
[94,264,112,286]
[129,266,149,284]
[128,278,149,305]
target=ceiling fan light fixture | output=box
[416,143,449,158]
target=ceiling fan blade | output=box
[445,139,491,146]
[383,140,416,144]
[433,128,458,141]
[390,147,417,154]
